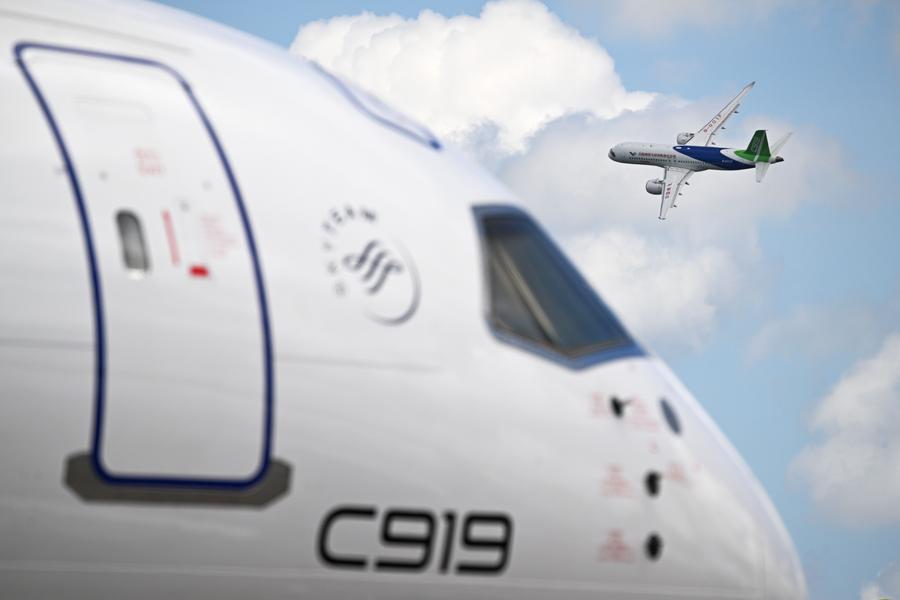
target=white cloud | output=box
[791,333,900,528]
[860,560,900,600]
[566,230,739,349]
[291,0,653,152]
[498,105,846,245]
[496,107,846,349]
[747,296,900,364]
[291,0,851,351]
[860,582,887,600]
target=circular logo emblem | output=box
[321,205,420,325]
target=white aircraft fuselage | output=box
[0,1,806,599]
[608,142,757,172]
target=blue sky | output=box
[158,1,900,598]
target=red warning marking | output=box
[598,529,634,563]
[189,264,210,278]
[600,465,633,498]
[627,397,660,433]
[591,392,609,417]
[667,461,689,485]
[161,210,180,266]
[200,213,238,259]
[134,147,163,175]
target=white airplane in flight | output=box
[0,1,805,598]
[608,82,792,220]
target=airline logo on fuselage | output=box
[321,205,420,325]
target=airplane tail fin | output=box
[744,129,771,162]
[755,131,792,182]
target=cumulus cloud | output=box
[497,108,846,349]
[291,0,850,351]
[860,582,890,600]
[860,560,900,600]
[791,333,900,528]
[497,106,839,244]
[291,0,653,152]
[747,295,900,364]
[566,230,738,349]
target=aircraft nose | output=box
[646,361,807,599]
[757,492,808,599]
[608,147,617,160]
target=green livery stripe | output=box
[735,129,770,162]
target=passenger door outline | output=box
[15,42,275,490]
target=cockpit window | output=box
[476,207,638,364]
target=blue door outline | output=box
[15,42,275,490]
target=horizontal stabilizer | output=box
[770,131,792,156]
[755,161,770,183]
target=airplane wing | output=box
[659,167,692,220]
[696,81,755,146]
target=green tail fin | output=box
[743,129,770,162]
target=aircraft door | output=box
[18,45,272,487]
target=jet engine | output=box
[646,178,664,195]
[676,132,695,144]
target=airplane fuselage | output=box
[608,142,755,172]
[0,2,805,599]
